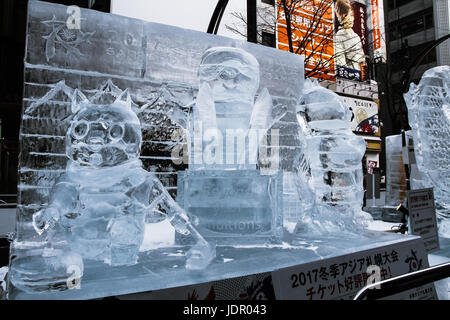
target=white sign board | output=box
[272,237,437,300]
[408,188,440,253]
[341,97,379,134]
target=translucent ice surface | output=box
[10,0,309,299]
[177,170,283,245]
[178,47,283,245]
[385,134,407,206]
[189,47,273,170]
[404,66,450,237]
[294,79,372,234]
[10,89,214,293]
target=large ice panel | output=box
[404,66,450,237]
[10,0,306,299]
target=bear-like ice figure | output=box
[32,90,215,269]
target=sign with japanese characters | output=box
[371,0,381,50]
[333,0,369,79]
[407,188,440,253]
[336,65,362,81]
[341,96,379,134]
[272,237,437,300]
[277,0,336,81]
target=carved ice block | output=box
[177,170,283,245]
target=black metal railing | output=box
[354,262,450,300]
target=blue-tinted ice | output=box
[11,90,214,293]
[177,47,283,244]
[6,1,391,300]
[404,66,450,237]
[294,79,372,234]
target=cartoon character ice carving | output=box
[32,89,215,269]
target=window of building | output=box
[261,31,275,47]
[389,40,437,73]
[261,0,275,6]
[388,8,434,41]
[389,0,415,9]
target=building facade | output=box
[384,0,450,136]
[262,0,387,174]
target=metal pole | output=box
[207,0,229,34]
[401,34,450,93]
[247,0,257,43]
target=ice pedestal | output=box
[177,170,283,245]
[7,231,425,300]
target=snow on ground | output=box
[367,220,402,232]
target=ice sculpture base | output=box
[381,206,404,223]
[177,170,283,245]
[8,231,422,300]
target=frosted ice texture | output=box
[385,134,407,206]
[11,89,214,293]
[177,170,283,245]
[11,0,306,298]
[178,47,283,244]
[190,47,273,170]
[404,66,450,237]
[294,79,372,234]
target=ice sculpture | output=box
[404,66,450,237]
[385,134,407,206]
[12,89,214,293]
[294,79,372,234]
[189,47,272,170]
[177,47,283,244]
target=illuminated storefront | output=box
[275,0,386,172]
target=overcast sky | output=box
[111,0,246,40]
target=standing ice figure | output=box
[32,89,215,272]
[177,47,283,244]
[190,46,272,169]
[404,66,450,237]
[295,79,371,233]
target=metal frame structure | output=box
[207,0,229,34]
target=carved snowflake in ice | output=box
[41,15,95,62]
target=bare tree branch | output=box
[225,0,380,81]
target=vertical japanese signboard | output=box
[276,0,386,81]
[371,0,381,50]
[277,0,336,81]
[334,0,368,81]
